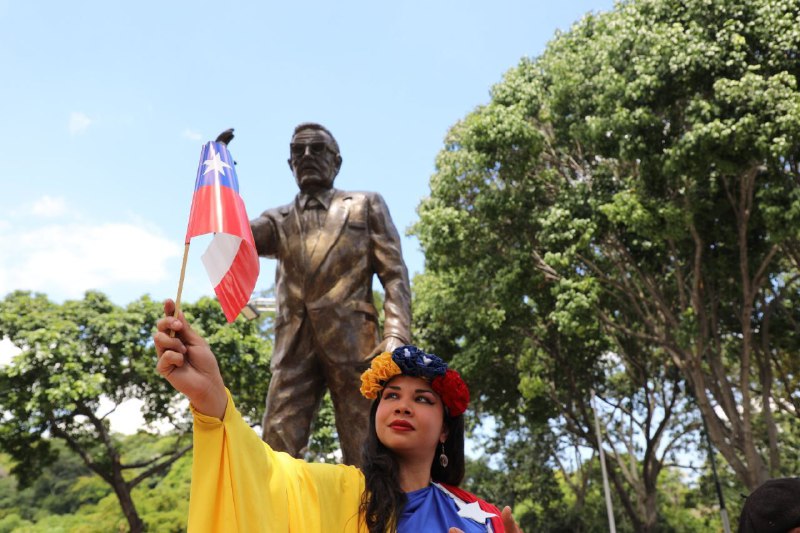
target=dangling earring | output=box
[439,442,449,468]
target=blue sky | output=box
[3,0,621,440]
[0,0,614,310]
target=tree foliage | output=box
[0,291,271,532]
[413,0,800,528]
[0,436,193,532]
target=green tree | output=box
[0,442,112,523]
[413,0,800,527]
[0,291,270,532]
[305,392,340,463]
[0,434,195,532]
[463,424,565,532]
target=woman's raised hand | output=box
[153,299,227,419]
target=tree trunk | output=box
[643,490,658,533]
[112,472,145,533]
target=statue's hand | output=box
[368,336,405,358]
[215,128,235,145]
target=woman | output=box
[154,300,522,532]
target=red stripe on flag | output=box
[439,483,505,532]
[185,185,254,246]
[213,238,260,322]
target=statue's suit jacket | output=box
[250,188,411,367]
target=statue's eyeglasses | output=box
[290,142,336,159]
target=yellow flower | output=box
[360,352,402,399]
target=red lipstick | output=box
[389,420,414,431]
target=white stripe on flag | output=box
[201,233,243,288]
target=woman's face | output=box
[375,375,448,461]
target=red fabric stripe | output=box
[185,185,255,245]
[213,239,259,322]
[439,482,505,532]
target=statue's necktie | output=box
[304,198,325,257]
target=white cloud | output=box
[182,128,203,142]
[97,396,188,435]
[104,398,147,434]
[30,195,69,217]
[0,336,21,367]
[68,111,92,136]
[0,221,182,300]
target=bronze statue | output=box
[250,123,412,466]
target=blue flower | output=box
[391,345,447,379]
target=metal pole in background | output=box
[701,413,732,533]
[591,388,617,533]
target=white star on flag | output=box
[455,500,498,524]
[202,146,232,180]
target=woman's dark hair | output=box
[359,394,465,533]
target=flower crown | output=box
[360,345,470,417]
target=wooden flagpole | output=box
[170,242,190,337]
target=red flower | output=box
[432,370,470,417]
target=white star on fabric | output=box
[423,356,432,365]
[202,146,232,180]
[455,500,497,524]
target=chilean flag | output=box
[185,142,259,322]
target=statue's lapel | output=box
[290,196,308,267]
[308,191,350,275]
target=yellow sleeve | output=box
[188,390,366,532]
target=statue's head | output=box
[288,123,343,192]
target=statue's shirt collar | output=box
[298,188,334,211]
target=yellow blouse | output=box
[188,390,367,532]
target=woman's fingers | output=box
[156,315,182,333]
[501,506,523,533]
[153,330,186,357]
[159,300,207,348]
[156,350,186,377]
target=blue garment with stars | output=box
[398,484,489,532]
